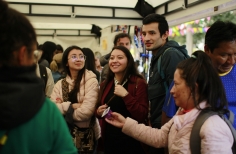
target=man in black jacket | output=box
[142,13,189,154]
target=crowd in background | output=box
[0,0,236,154]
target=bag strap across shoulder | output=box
[190,110,236,154]
[190,110,217,154]
[39,64,48,90]
[157,47,172,93]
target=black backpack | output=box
[39,64,48,90]
[190,110,236,154]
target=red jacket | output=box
[95,75,149,151]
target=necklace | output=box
[114,77,128,86]
[114,78,119,85]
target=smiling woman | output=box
[50,45,100,154]
[95,46,149,154]
[67,49,86,73]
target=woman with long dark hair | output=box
[96,46,149,154]
[51,45,100,154]
[82,48,100,83]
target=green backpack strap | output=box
[157,47,172,93]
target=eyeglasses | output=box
[68,54,86,61]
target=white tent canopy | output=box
[7,0,236,33]
[5,0,236,55]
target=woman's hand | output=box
[72,103,81,109]
[97,104,108,117]
[114,85,128,97]
[105,112,126,128]
[56,98,63,104]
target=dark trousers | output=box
[149,147,165,154]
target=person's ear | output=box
[18,46,27,65]
[204,45,211,55]
[12,46,27,65]
[162,31,169,40]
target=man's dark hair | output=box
[205,21,236,52]
[113,33,132,46]
[142,13,169,41]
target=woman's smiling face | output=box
[109,49,128,75]
[67,49,85,71]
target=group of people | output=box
[0,0,236,154]
[34,41,64,97]
[34,41,101,99]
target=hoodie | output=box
[148,40,189,128]
[0,65,77,154]
[0,65,45,129]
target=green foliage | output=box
[211,11,236,25]
[169,10,236,46]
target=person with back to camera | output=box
[39,41,57,68]
[50,52,65,83]
[105,51,234,154]
[100,33,132,82]
[204,21,236,128]
[82,48,101,83]
[50,46,100,154]
[0,1,77,154]
[96,46,149,154]
[34,49,54,97]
